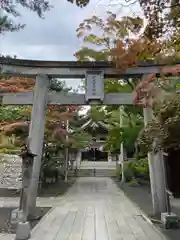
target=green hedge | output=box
[0,143,16,150]
[0,143,20,154]
[116,158,149,184]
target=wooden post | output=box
[26,74,50,218]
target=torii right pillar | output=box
[143,102,167,216]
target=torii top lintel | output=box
[0,57,180,79]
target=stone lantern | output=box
[19,150,37,215]
[14,139,37,240]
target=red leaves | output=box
[161,64,180,78]
[0,77,81,142]
[0,77,35,93]
[133,73,158,107]
[67,105,81,112]
[133,64,180,108]
[0,76,81,114]
[0,121,29,135]
[51,128,67,141]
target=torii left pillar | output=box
[26,74,50,219]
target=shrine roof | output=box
[81,119,108,131]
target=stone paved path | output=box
[29,177,168,240]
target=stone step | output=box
[78,168,116,177]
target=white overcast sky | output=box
[0,0,141,90]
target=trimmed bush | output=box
[124,162,135,182]
[0,148,9,153]
[0,143,16,150]
[133,158,149,181]
[116,158,149,184]
[128,179,140,187]
[116,165,121,180]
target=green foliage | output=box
[104,108,143,154]
[0,148,20,154]
[0,15,23,34]
[67,0,89,7]
[134,158,149,180]
[0,78,80,138]
[123,125,143,153]
[0,148,9,153]
[0,143,16,150]
[40,144,62,185]
[116,158,149,183]
[138,93,180,152]
[139,0,180,40]
[75,47,109,61]
[75,12,144,62]
[128,179,140,187]
[0,106,30,122]
[75,13,145,155]
[0,0,92,34]
[0,1,51,34]
[69,130,91,150]
[0,142,17,154]
[123,162,135,182]
[50,79,71,92]
[80,82,143,155]
[87,106,106,122]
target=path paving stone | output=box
[0,234,15,240]
[30,177,169,240]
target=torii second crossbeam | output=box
[0,92,133,105]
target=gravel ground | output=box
[0,207,50,234]
[0,178,76,198]
[0,178,76,234]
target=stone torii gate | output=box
[0,57,177,218]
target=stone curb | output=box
[0,233,15,240]
[138,210,171,240]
